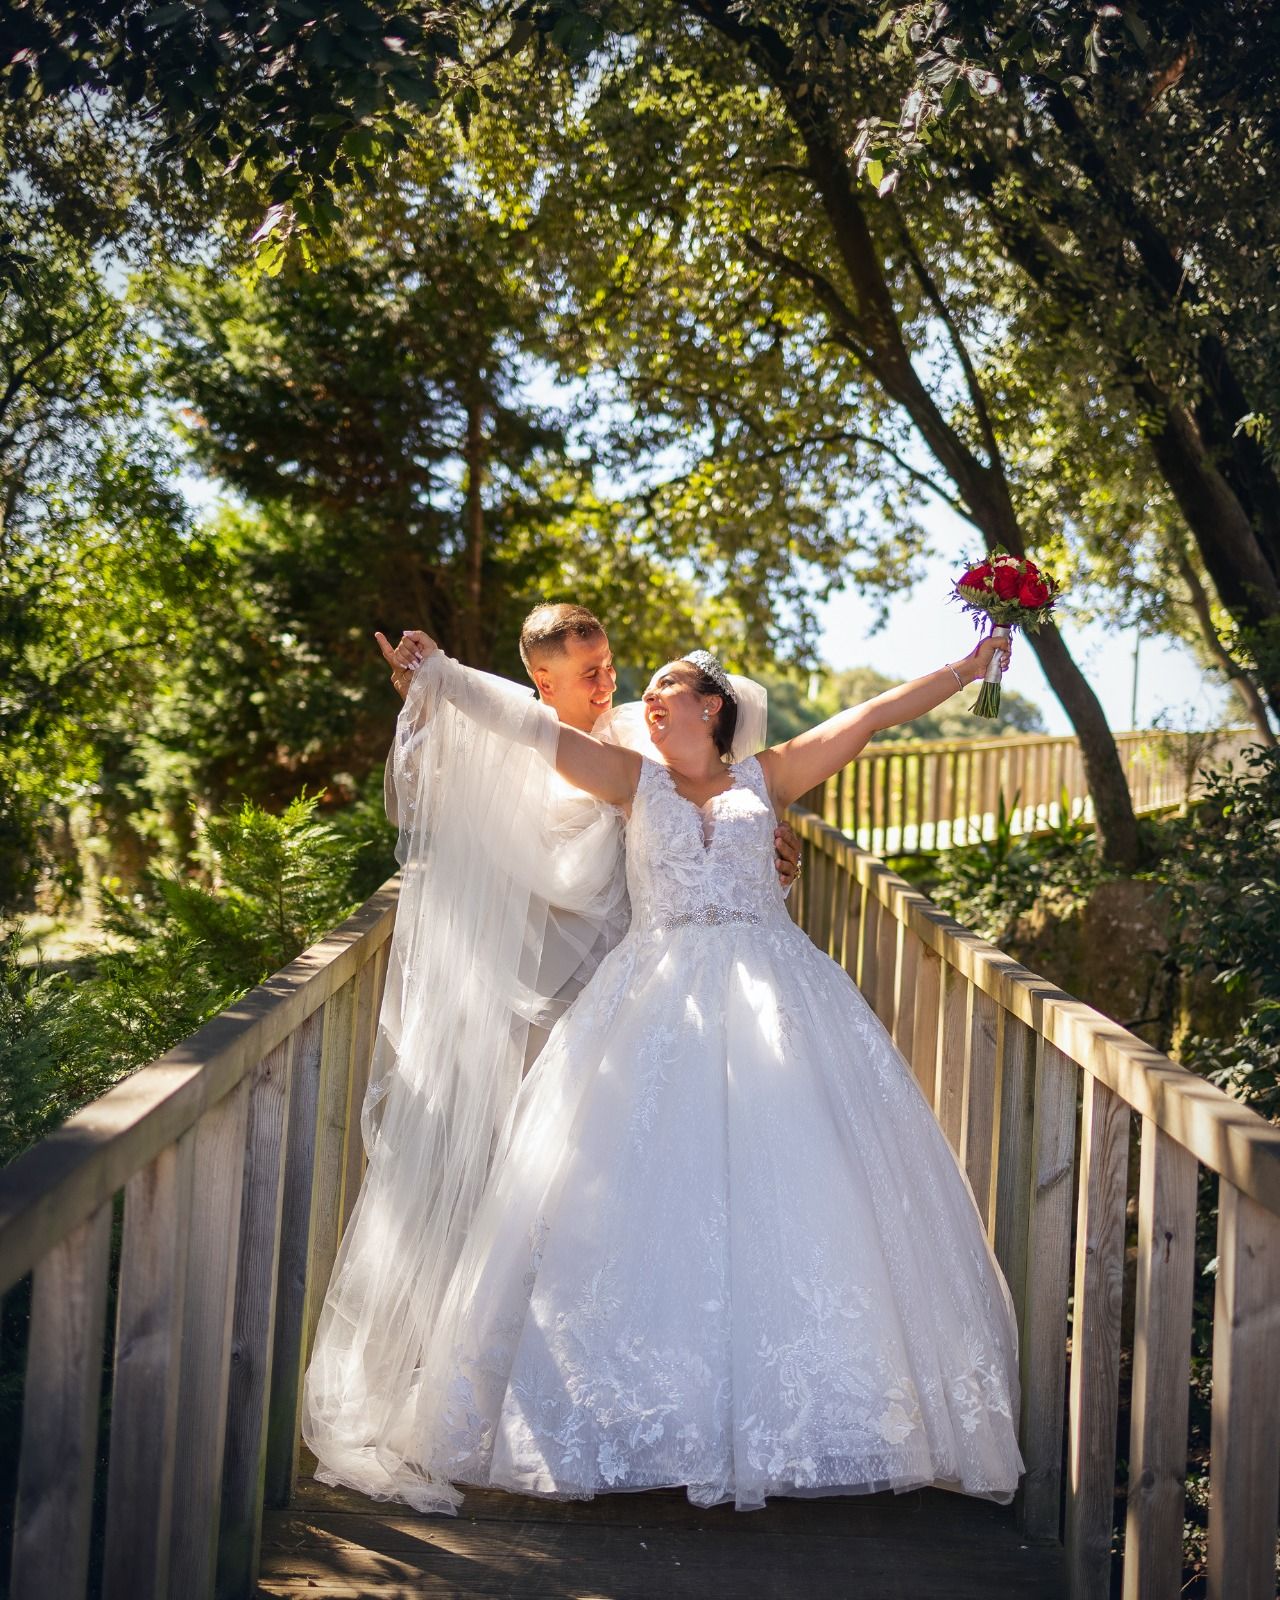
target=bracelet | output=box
[946,662,964,690]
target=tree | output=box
[450,11,1142,862]
[0,169,202,908]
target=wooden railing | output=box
[3,817,1278,1598]
[0,884,397,1600]
[803,727,1256,855]
[788,808,1280,1599]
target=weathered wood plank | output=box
[1066,1076,1129,1599]
[256,1499,1069,1599]
[1206,1181,1280,1600]
[1122,1118,1197,1600]
[264,1006,326,1507]
[962,986,1000,1231]
[892,925,919,1062]
[217,1036,294,1600]
[340,956,380,1233]
[1018,1039,1077,1542]
[302,982,358,1372]
[168,1075,251,1599]
[102,1132,196,1600]
[909,942,942,1108]
[993,1014,1036,1350]
[9,1199,113,1600]
[935,965,968,1154]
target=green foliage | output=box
[1157,743,1280,1119]
[0,0,454,248]
[920,787,1105,944]
[0,789,366,1164]
[763,664,1046,745]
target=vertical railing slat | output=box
[217,1035,295,1600]
[264,1005,325,1507]
[1206,1181,1280,1600]
[962,986,1000,1231]
[9,1200,113,1600]
[935,965,969,1151]
[1122,1118,1197,1600]
[993,1014,1036,1352]
[1018,1038,1077,1541]
[1066,1076,1130,1598]
[168,1076,252,1600]
[909,941,942,1107]
[103,1132,196,1600]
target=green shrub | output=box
[1,788,369,1165]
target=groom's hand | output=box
[774,823,802,890]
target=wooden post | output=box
[9,1201,113,1600]
[217,1036,295,1600]
[103,1133,196,1600]
[1123,1119,1197,1600]
[1206,1182,1280,1600]
[1018,1039,1077,1542]
[1066,1076,1130,1598]
[301,981,359,1374]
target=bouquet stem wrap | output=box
[972,626,1011,719]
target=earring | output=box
[701,708,710,722]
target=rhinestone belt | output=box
[658,906,762,931]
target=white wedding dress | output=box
[393,751,1026,1512]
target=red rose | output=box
[993,565,1020,599]
[1019,575,1050,607]
[959,562,992,588]
[1022,559,1040,577]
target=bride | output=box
[302,630,1024,1516]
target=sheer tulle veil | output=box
[301,649,769,1512]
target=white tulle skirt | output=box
[387,914,1025,1513]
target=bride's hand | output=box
[956,632,1013,685]
[375,629,439,699]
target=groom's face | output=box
[532,631,617,732]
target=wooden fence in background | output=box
[802,727,1256,856]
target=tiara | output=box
[682,649,736,702]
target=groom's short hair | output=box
[519,603,607,675]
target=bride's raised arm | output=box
[756,634,1011,812]
[398,632,642,805]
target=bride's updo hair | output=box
[678,650,739,763]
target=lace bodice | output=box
[623,755,788,933]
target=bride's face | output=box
[642,662,719,752]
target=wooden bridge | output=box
[1,802,1277,1598]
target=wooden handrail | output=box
[2,879,399,1600]
[787,807,1280,1599]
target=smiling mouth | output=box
[646,709,667,727]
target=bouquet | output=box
[953,548,1060,717]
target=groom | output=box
[374,601,802,884]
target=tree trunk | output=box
[691,0,1142,864]
[1172,543,1277,746]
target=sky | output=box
[814,539,1231,738]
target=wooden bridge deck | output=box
[258,1454,1067,1598]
